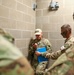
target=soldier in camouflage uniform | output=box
[28,29,52,74]
[36,24,74,75]
[0,28,34,75]
[44,44,74,75]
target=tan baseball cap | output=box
[35,29,42,35]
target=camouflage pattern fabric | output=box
[44,36,74,59]
[28,38,52,73]
[36,61,48,75]
[36,36,74,75]
[0,35,34,75]
[44,44,74,75]
[0,28,14,43]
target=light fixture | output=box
[49,0,59,11]
[32,3,37,11]
[73,12,74,20]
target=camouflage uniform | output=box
[0,35,34,75]
[28,38,52,74]
[44,43,74,75]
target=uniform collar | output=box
[65,35,72,43]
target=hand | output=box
[45,69,50,75]
[35,51,41,56]
[33,43,37,49]
[45,69,48,72]
[45,53,51,58]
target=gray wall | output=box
[0,0,36,56]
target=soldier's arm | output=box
[41,39,52,56]
[36,39,73,59]
[60,40,73,53]
[45,50,61,59]
[45,39,52,52]
[45,40,73,59]
[28,38,37,54]
[28,38,37,61]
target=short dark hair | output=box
[61,24,71,33]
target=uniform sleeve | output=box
[60,39,74,54]
[63,40,73,50]
[49,50,62,59]
[28,45,35,54]
[28,38,36,61]
[41,39,52,57]
[45,38,74,60]
[44,39,52,52]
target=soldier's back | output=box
[0,35,34,75]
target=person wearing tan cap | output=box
[28,29,52,75]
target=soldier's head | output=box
[61,24,71,39]
[34,29,43,40]
[0,28,15,43]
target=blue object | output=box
[36,47,48,63]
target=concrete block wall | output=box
[0,0,36,56]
